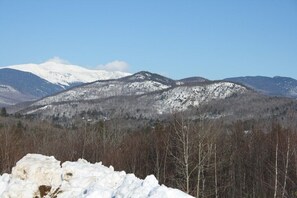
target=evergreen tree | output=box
[0,107,7,117]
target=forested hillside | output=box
[1,113,297,197]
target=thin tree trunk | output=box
[163,137,169,184]
[155,148,160,181]
[197,143,202,198]
[183,126,190,194]
[274,134,278,198]
[81,122,87,159]
[282,135,290,198]
[215,144,218,198]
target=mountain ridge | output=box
[2,59,297,110]
[15,71,247,123]
[0,68,65,107]
[225,76,297,98]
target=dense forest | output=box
[1,110,297,198]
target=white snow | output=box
[0,85,19,94]
[3,60,130,87]
[152,82,246,113]
[0,85,36,106]
[0,154,192,198]
[289,87,297,97]
[33,80,171,106]
[25,81,247,119]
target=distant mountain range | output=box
[13,70,297,127]
[1,61,297,113]
[15,71,246,123]
[225,76,297,98]
[0,61,130,106]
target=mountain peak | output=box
[136,70,154,75]
[123,71,176,86]
[3,62,130,87]
[133,71,154,79]
[177,76,209,85]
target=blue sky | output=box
[0,0,296,80]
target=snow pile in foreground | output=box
[0,154,192,198]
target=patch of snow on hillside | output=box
[0,85,36,106]
[26,105,51,115]
[289,87,297,97]
[0,85,19,94]
[127,81,170,93]
[0,154,192,198]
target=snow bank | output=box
[0,154,192,198]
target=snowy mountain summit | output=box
[0,154,192,198]
[0,60,130,106]
[4,60,130,88]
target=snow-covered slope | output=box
[0,85,36,107]
[34,72,173,106]
[151,82,245,114]
[19,72,247,121]
[3,60,130,87]
[0,154,192,198]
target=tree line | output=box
[0,114,297,197]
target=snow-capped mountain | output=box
[0,61,130,106]
[3,60,130,87]
[0,154,192,198]
[225,76,297,98]
[18,71,247,121]
[33,71,175,106]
